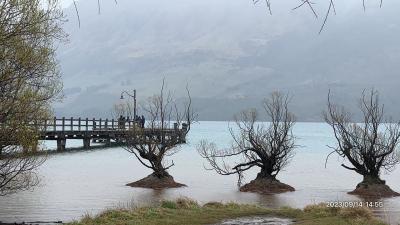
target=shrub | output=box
[161,200,177,209]
[203,202,224,208]
[176,197,199,209]
[303,203,340,217]
[339,207,373,219]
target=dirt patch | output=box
[126,173,186,189]
[240,178,295,194]
[349,182,400,198]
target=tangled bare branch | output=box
[123,79,196,178]
[324,89,400,184]
[198,92,297,186]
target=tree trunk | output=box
[256,168,276,180]
[240,167,295,194]
[152,160,170,178]
[361,174,385,185]
[348,173,399,197]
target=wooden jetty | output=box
[17,117,187,151]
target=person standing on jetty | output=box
[118,115,126,130]
[141,115,145,128]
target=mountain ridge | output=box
[54,0,400,121]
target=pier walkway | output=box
[18,117,187,151]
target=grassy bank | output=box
[69,198,386,225]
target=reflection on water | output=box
[216,217,293,225]
[0,122,399,224]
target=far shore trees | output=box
[0,0,65,195]
[198,92,297,194]
[324,89,400,197]
[123,80,195,189]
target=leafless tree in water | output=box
[123,80,196,180]
[324,89,400,192]
[198,92,296,190]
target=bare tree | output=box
[71,0,382,33]
[0,113,45,196]
[254,0,383,33]
[111,101,134,119]
[324,89,400,197]
[0,148,45,196]
[198,92,296,194]
[123,80,195,189]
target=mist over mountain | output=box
[55,0,400,121]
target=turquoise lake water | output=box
[0,122,399,224]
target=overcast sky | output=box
[61,0,74,8]
[55,0,400,121]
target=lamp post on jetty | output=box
[120,90,137,119]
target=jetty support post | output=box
[181,123,188,143]
[106,138,111,147]
[83,137,91,149]
[57,138,66,152]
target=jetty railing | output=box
[42,117,142,132]
[0,117,188,151]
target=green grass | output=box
[68,199,387,225]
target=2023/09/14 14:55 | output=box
[326,201,384,208]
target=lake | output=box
[0,122,399,224]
